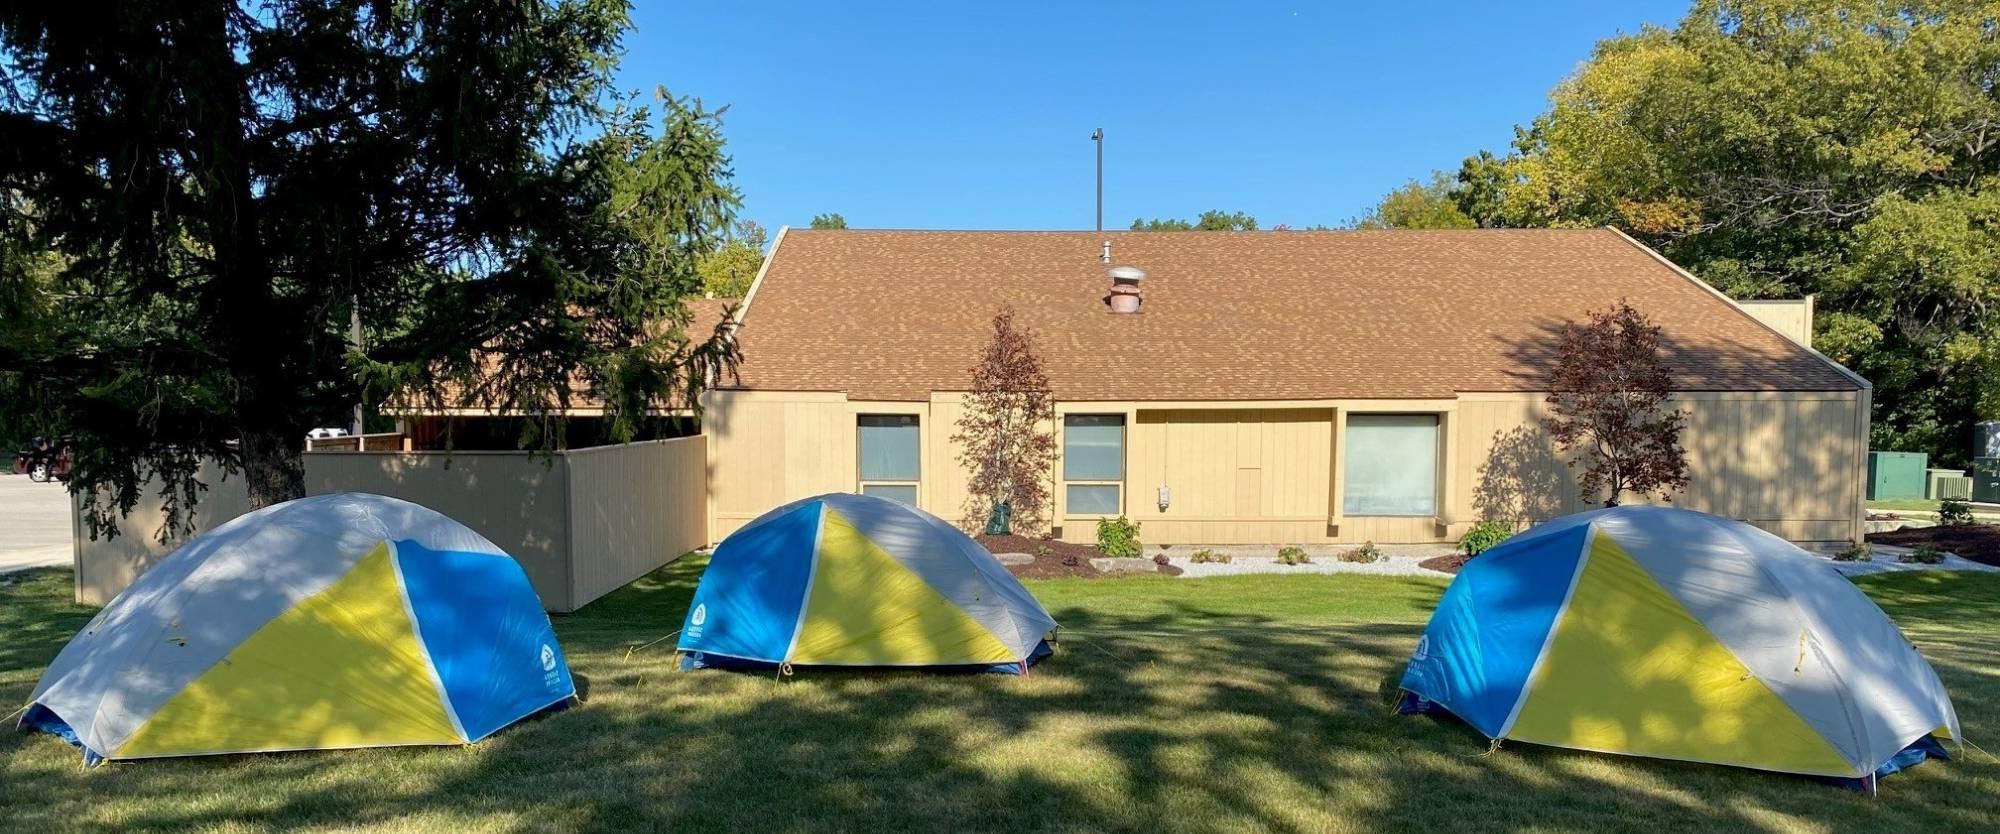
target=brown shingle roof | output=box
[732,229,1861,401]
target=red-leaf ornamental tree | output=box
[1544,301,1691,507]
[953,307,1058,535]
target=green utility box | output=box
[1974,457,2000,504]
[1867,451,1929,501]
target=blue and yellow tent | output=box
[1399,506,1959,789]
[21,493,575,762]
[678,493,1057,673]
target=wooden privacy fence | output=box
[71,437,708,613]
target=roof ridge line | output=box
[733,225,787,329]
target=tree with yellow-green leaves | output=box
[1351,173,1476,229]
[697,220,769,298]
[1366,0,2000,465]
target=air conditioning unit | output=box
[1973,457,2000,504]
[1866,451,1928,501]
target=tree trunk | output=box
[240,427,306,509]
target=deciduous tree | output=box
[809,212,848,230]
[1350,172,1477,229]
[697,220,768,297]
[1365,0,2000,464]
[1544,302,1690,507]
[953,307,1056,535]
[1130,210,1258,231]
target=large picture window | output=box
[1063,414,1125,515]
[858,414,919,505]
[1343,414,1439,517]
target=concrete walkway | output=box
[0,474,72,573]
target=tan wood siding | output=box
[1738,297,1814,347]
[704,391,856,537]
[1106,409,1332,543]
[1453,392,1864,543]
[709,390,1868,546]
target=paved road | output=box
[0,473,72,573]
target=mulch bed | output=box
[1868,525,2000,567]
[1416,553,1472,575]
[977,534,1182,578]
[978,534,1106,578]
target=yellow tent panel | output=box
[1507,535,1852,776]
[789,510,1015,666]
[117,543,459,757]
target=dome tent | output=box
[677,492,1057,673]
[1398,505,1958,790]
[22,493,575,763]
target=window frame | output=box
[1340,412,1443,518]
[1061,413,1126,518]
[856,413,921,506]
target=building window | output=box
[1343,414,1439,517]
[858,414,919,505]
[1064,414,1124,515]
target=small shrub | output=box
[1152,552,1171,567]
[1938,498,1975,527]
[1337,542,1382,564]
[1276,545,1311,565]
[1831,541,1872,563]
[1901,545,1947,565]
[1096,515,1142,558]
[1458,520,1514,556]
[1189,548,1232,564]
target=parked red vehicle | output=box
[12,438,71,483]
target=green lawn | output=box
[4,562,2000,833]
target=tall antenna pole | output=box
[1091,127,1104,233]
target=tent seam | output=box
[1498,524,1596,738]
[780,503,829,664]
[389,540,468,742]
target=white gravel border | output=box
[1152,544,1458,578]
[1799,543,1997,577]
[1138,541,1997,579]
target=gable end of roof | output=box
[1602,226,1870,391]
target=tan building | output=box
[708,227,1867,546]
[394,296,739,449]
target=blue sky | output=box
[618,1,1689,232]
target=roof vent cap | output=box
[1106,266,1146,313]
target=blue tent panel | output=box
[676,502,822,663]
[1398,524,1588,736]
[396,539,575,741]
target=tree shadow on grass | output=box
[5,564,2000,833]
